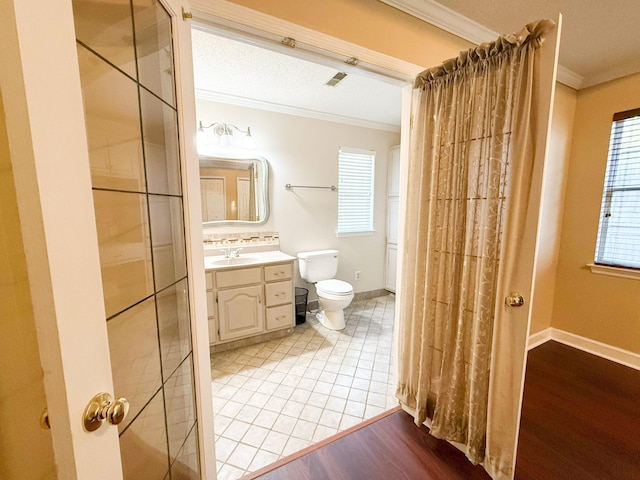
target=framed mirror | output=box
[199,153,269,226]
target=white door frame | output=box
[165,2,217,477]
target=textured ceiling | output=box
[192,0,638,122]
[433,0,640,88]
[192,29,403,129]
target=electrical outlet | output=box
[355,270,361,281]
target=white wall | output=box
[196,100,400,295]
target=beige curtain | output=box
[396,19,554,479]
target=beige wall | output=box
[551,73,640,354]
[0,92,56,478]
[529,83,578,334]
[198,100,400,296]
[226,0,473,69]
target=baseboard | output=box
[353,288,391,301]
[528,327,640,371]
[527,328,552,350]
[305,289,390,313]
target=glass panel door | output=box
[73,1,200,477]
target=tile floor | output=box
[210,294,397,480]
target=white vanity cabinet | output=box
[206,257,295,346]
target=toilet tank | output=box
[297,250,339,283]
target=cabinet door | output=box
[385,244,398,293]
[387,197,399,245]
[388,145,400,196]
[217,285,264,341]
[206,291,217,343]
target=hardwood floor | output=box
[515,340,640,480]
[245,340,640,480]
[245,407,490,480]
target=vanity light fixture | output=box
[198,121,255,149]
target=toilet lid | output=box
[316,279,353,295]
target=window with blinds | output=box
[595,108,640,269]
[337,147,375,234]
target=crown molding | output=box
[380,0,498,45]
[556,65,583,90]
[379,0,584,89]
[195,89,401,133]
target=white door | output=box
[0,0,214,478]
[201,177,226,221]
[490,17,564,474]
[237,177,251,220]
[385,146,400,292]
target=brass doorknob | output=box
[505,292,525,307]
[105,397,130,426]
[83,393,130,432]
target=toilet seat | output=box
[316,279,353,298]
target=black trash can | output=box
[295,287,308,325]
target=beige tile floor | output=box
[210,294,397,480]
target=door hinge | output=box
[182,7,192,21]
[215,292,218,303]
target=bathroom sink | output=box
[209,256,259,266]
[204,250,296,270]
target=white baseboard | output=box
[527,327,640,371]
[527,328,552,350]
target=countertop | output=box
[204,250,296,271]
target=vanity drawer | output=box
[264,263,292,282]
[216,267,262,289]
[266,304,294,330]
[264,280,293,306]
[205,272,213,290]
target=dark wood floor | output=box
[246,407,489,480]
[247,340,640,480]
[515,340,640,480]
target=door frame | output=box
[184,0,416,472]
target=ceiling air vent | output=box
[326,72,348,87]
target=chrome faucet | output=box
[220,247,242,259]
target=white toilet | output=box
[297,249,354,330]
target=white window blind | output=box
[595,108,640,269]
[337,147,375,234]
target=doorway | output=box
[191,22,408,479]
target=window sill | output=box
[336,230,376,238]
[587,263,640,281]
